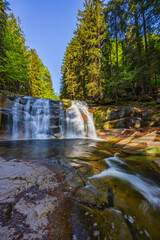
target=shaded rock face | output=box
[94,106,160,130]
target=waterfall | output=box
[11,98,96,140]
[29,98,51,139]
[12,98,21,139]
[59,101,65,137]
[66,101,97,139]
[11,97,60,140]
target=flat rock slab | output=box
[0,157,65,239]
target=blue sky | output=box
[9,0,108,94]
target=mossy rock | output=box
[0,94,7,109]
[94,110,106,128]
[130,147,160,157]
[103,118,126,130]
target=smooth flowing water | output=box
[0,139,160,239]
[11,96,62,140]
[66,101,97,138]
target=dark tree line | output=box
[61,0,160,103]
[0,0,57,99]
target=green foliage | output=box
[0,0,9,88]
[61,0,160,103]
[61,0,107,102]
[0,0,57,99]
[0,13,29,94]
[28,49,42,98]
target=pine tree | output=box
[0,0,9,89]
[61,0,107,102]
[28,49,43,98]
[41,64,57,99]
[1,14,29,94]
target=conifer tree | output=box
[60,0,160,101]
[1,13,29,94]
[28,49,43,98]
[61,0,107,102]
[41,65,57,99]
[0,0,9,89]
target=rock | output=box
[149,116,160,127]
[132,118,141,128]
[49,125,60,134]
[133,147,160,156]
[106,108,120,121]
[156,98,160,104]
[103,118,126,129]
[0,157,64,239]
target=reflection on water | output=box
[0,139,98,162]
[0,139,160,239]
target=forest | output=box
[0,0,57,99]
[61,0,160,103]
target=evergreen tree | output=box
[41,64,57,99]
[1,13,29,94]
[0,2,57,99]
[28,49,43,98]
[61,0,107,102]
[0,0,9,89]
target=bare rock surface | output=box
[0,157,64,240]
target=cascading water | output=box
[29,98,51,139]
[11,98,97,140]
[59,101,65,137]
[11,97,62,140]
[12,98,21,139]
[66,101,97,139]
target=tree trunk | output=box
[115,16,119,83]
[142,8,152,94]
[134,9,145,94]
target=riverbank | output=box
[97,127,160,156]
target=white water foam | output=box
[89,155,160,206]
[12,97,51,139]
[66,101,97,139]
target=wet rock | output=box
[73,177,114,210]
[0,112,8,131]
[52,197,132,240]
